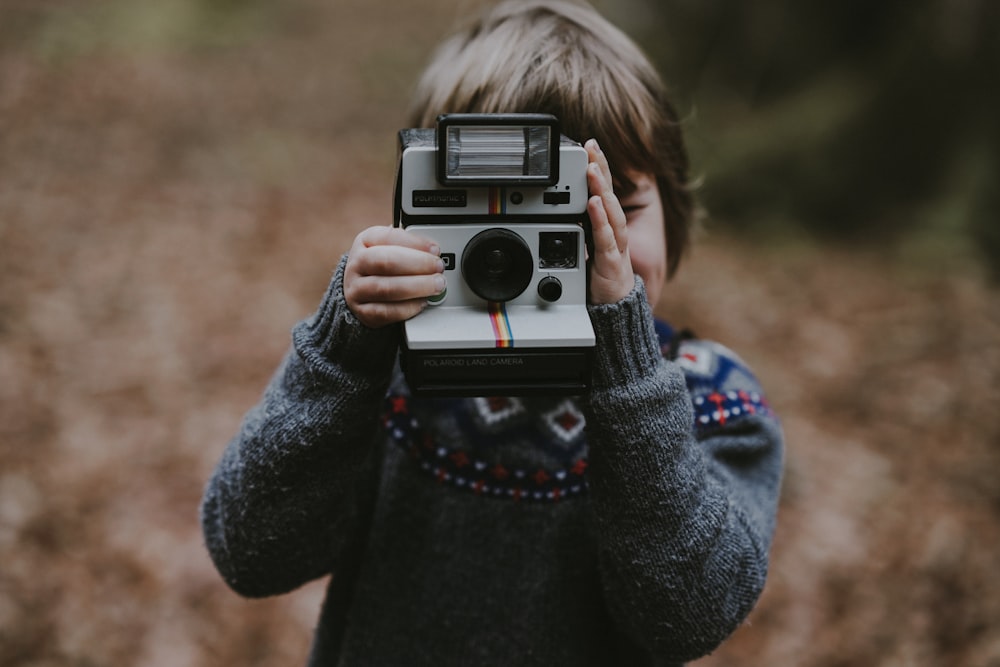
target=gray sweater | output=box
[200,259,784,666]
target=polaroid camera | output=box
[394,113,595,396]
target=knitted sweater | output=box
[200,258,784,666]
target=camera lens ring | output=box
[462,228,534,302]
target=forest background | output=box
[1,0,998,665]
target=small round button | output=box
[427,286,447,305]
[537,276,562,302]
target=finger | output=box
[352,244,446,278]
[347,273,447,305]
[588,199,632,280]
[584,138,614,188]
[585,143,628,254]
[587,193,619,260]
[587,163,629,255]
[355,225,441,255]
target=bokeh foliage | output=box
[602,0,999,277]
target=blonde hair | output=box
[408,0,694,277]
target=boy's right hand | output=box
[343,226,446,329]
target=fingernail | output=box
[429,243,441,256]
[433,274,447,292]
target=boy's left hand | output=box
[585,139,635,304]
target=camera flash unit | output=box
[437,114,560,186]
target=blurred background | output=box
[1,0,998,665]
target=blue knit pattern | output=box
[384,320,774,502]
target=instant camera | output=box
[394,113,595,396]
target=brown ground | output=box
[2,2,999,665]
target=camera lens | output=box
[485,249,510,276]
[462,229,533,302]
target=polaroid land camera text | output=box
[394,114,596,396]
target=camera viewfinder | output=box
[538,231,579,269]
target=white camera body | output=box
[394,114,596,396]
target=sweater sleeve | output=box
[200,256,398,598]
[583,278,784,663]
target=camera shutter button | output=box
[537,276,562,302]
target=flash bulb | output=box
[437,114,560,186]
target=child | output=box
[200,1,784,665]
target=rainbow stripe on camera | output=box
[488,302,514,348]
[488,187,506,215]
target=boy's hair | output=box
[408,0,694,278]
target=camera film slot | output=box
[401,347,594,397]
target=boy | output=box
[201,2,784,665]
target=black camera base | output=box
[401,346,593,397]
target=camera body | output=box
[394,114,595,396]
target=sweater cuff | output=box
[587,276,663,389]
[292,255,399,378]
